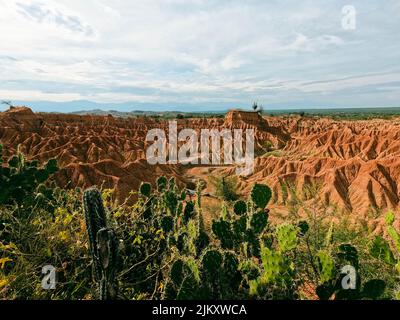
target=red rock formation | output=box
[1,106,400,216]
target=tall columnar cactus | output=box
[0,144,3,165]
[97,228,119,300]
[83,187,119,300]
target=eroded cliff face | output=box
[221,114,400,220]
[1,106,400,217]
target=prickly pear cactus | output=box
[157,176,168,192]
[164,259,200,300]
[161,215,174,233]
[201,249,223,275]
[370,236,396,265]
[183,201,195,224]
[199,249,225,297]
[297,220,309,236]
[317,250,335,283]
[195,230,210,256]
[164,190,178,215]
[212,219,235,249]
[232,215,247,243]
[139,182,151,197]
[276,223,299,252]
[0,144,58,207]
[233,200,247,215]
[250,210,269,234]
[251,183,272,209]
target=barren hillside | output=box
[1,106,400,218]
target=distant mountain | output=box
[8,100,237,113]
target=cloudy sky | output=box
[0,0,399,112]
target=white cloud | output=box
[15,1,95,36]
[0,0,399,109]
[285,33,344,52]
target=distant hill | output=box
[70,109,226,118]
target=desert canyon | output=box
[1,106,400,223]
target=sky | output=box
[0,0,400,112]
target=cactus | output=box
[250,210,269,234]
[361,279,386,300]
[370,212,400,298]
[223,251,238,276]
[239,260,260,281]
[165,259,200,300]
[170,259,187,286]
[201,249,223,275]
[195,230,210,256]
[232,215,247,244]
[212,219,235,249]
[371,213,400,269]
[297,220,309,236]
[97,228,119,300]
[139,182,151,197]
[83,187,119,299]
[164,190,178,215]
[157,176,168,192]
[142,199,153,220]
[336,243,359,269]
[385,211,400,253]
[245,229,261,257]
[161,215,174,233]
[317,250,335,283]
[183,201,195,224]
[251,183,272,209]
[0,144,58,207]
[233,200,247,215]
[200,249,224,297]
[260,246,283,282]
[315,242,388,300]
[276,223,299,252]
[168,177,175,190]
[177,232,188,253]
[370,236,396,265]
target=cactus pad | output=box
[233,200,247,215]
[139,182,151,197]
[251,183,272,209]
